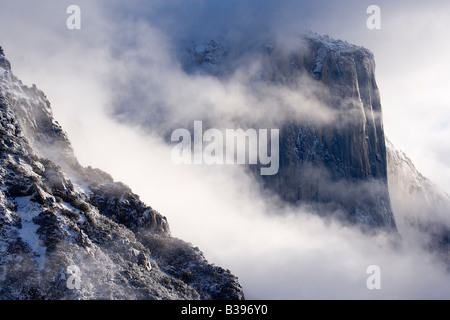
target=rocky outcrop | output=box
[0,51,244,300]
[266,34,394,229]
[386,139,450,264]
[183,33,396,230]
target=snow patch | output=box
[14,196,46,270]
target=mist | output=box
[1,0,450,299]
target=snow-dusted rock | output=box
[386,138,450,263]
[0,52,244,300]
[183,33,396,230]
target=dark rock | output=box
[181,33,396,230]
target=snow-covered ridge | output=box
[386,138,450,263]
[303,31,374,57]
[0,52,244,300]
[386,138,450,226]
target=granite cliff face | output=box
[184,34,396,230]
[263,34,394,229]
[0,51,244,300]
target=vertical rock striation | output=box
[185,33,397,230]
[261,34,396,229]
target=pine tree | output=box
[0,46,4,56]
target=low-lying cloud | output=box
[107,22,336,135]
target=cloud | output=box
[1,0,450,300]
[58,120,450,299]
[104,20,337,135]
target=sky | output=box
[1,0,450,299]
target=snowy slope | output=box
[0,52,244,300]
[386,138,450,261]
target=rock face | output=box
[270,34,395,229]
[183,33,396,230]
[386,139,450,264]
[0,51,244,300]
